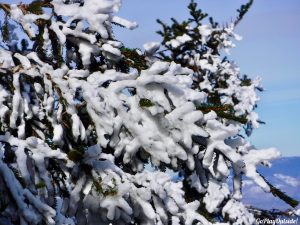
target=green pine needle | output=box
[139,98,154,108]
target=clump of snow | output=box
[50,0,136,42]
[0,49,15,68]
[204,180,230,213]
[295,208,300,216]
[10,4,50,38]
[198,24,213,43]
[143,42,160,55]
[0,0,282,224]
[166,34,192,48]
[222,199,255,225]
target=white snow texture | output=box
[0,0,282,225]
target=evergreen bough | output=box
[0,0,298,224]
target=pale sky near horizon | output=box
[1,0,300,156]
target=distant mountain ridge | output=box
[258,156,300,178]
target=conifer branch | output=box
[260,173,299,208]
[235,0,254,26]
[0,3,10,14]
[0,1,53,14]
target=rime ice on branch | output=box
[0,0,297,225]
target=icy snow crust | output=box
[0,0,281,225]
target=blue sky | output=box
[3,0,300,156]
[114,0,300,156]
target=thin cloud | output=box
[274,173,299,187]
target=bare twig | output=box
[0,3,10,14]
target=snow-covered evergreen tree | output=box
[0,0,298,224]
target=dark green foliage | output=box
[3,143,15,164]
[0,0,296,223]
[26,0,44,14]
[196,103,248,124]
[235,0,254,26]
[155,1,299,220]
[48,158,69,197]
[187,0,208,24]
[35,181,46,189]
[24,0,53,14]
[9,166,26,188]
[139,98,154,108]
[216,111,248,124]
[1,16,9,42]
[48,27,63,68]
[34,23,47,60]
[67,148,85,162]
[120,47,148,72]
[155,1,256,125]
[92,177,118,196]
[241,74,252,86]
